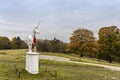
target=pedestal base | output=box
[26,52,39,74]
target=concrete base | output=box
[26,52,39,74]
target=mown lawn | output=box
[0,49,120,80]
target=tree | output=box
[98,26,120,63]
[11,37,17,49]
[21,40,27,49]
[0,36,12,49]
[51,38,67,53]
[37,39,52,52]
[67,28,99,57]
[43,39,52,52]
[11,36,27,49]
[16,36,22,49]
[37,38,67,53]
[37,39,44,52]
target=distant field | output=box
[0,49,120,80]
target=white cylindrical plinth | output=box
[26,52,39,74]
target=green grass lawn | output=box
[0,49,120,80]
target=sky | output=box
[0,0,120,42]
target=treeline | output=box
[0,36,67,53]
[67,26,120,63]
[37,38,67,53]
[0,36,27,49]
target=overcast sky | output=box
[0,0,120,42]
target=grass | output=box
[0,49,120,80]
[41,52,120,67]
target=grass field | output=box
[0,49,120,80]
[41,51,120,67]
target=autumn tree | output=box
[11,37,17,49]
[0,36,12,49]
[67,28,99,57]
[11,36,27,49]
[98,26,120,63]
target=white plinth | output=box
[26,52,39,74]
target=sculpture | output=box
[27,27,40,52]
[26,22,40,74]
[33,27,40,52]
[27,35,33,52]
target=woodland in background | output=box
[0,26,120,63]
[0,36,27,49]
[0,36,67,53]
[37,37,67,53]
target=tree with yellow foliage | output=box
[67,28,99,57]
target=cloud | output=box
[0,0,120,42]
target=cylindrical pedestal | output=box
[26,52,39,74]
